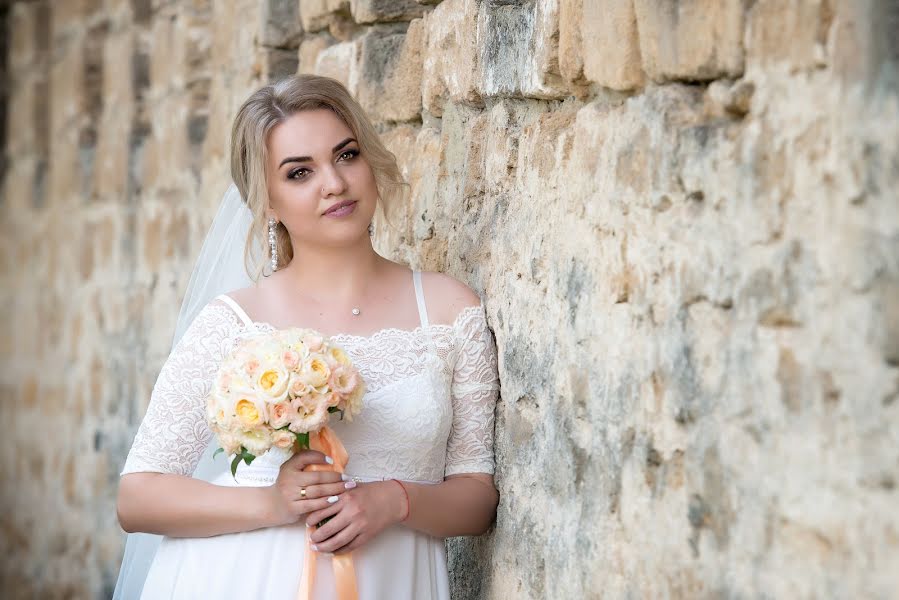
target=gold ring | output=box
[300,487,307,499]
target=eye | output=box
[338,149,360,161]
[287,167,309,180]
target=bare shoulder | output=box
[210,285,261,319]
[420,270,483,325]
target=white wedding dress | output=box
[119,270,500,599]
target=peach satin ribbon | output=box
[297,426,359,600]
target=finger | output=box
[285,449,333,470]
[310,503,353,543]
[301,480,354,501]
[313,522,360,554]
[290,496,339,518]
[289,470,343,487]
[304,496,343,526]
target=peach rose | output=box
[269,401,293,429]
[272,429,295,449]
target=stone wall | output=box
[2,0,898,598]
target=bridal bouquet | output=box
[207,328,366,476]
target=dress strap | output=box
[215,293,254,328]
[412,270,430,329]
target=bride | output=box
[113,74,500,599]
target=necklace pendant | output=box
[351,308,361,316]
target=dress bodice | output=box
[120,271,500,486]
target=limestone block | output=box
[298,34,333,74]
[265,48,300,80]
[149,8,186,92]
[356,20,424,122]
[558,0,584,82]
[634,0,745,82]
[7,73,37,155]
[481,0,577,99]
[421,0,483,116]
[350,0,429,24]
[260,0,303,48]
[300,0,341,32]
[49,44,82,136]
[582,0,644,90]
[314,39,362,95]
[9,2,40,70]
[745,0,831,71]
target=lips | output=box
[323,200,356,215]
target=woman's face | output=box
[265,109,378,247]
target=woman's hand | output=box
[304,480,407,555]
[264,449,352,528]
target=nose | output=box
[320,163,348,197]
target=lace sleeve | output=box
[120,301,243,476]
[444,304,500,477]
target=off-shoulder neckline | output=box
[211,296,486,345]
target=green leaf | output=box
[213,447,224,460]
[295,432,309,449]
[230,454,241,478]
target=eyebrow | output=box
[278,137,357,168]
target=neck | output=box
[274,236,384,305]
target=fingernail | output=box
[325,456,334,465]
[327,495,339,503]
[311,545,319,552]
[344,481,357,489]
[341,473,350,481]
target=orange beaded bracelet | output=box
[390,479,410,522]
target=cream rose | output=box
[237,428,273,456]
[300,356,330,388]
[233,392,268,427]
[329,346,352,367]
[255,364,289,402]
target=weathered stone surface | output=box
[314,38,362,94]
[260,0,303,48]
[745,0,831,71]
[558,0,584,83]
[298,34,333,74]
[634,0,745,82]
[582,0,644,90]
[356,21,424,122]
[300,0,350,33]
[351,0,429,24]
[3,1,899,599]
[421,0,483,116]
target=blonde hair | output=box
[230,74,408,280]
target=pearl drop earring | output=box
[268,217,278,273]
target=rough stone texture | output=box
[634,0,745,82]
[351,0,429,24]
[3,0,899,599]
[582,0,644,90]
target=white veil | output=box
[112,182,261,599]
